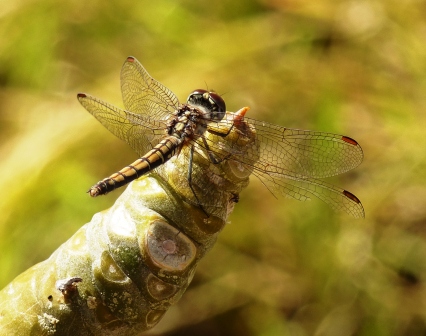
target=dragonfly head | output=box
[187,89,226,121]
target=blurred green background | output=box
[1,0,426,335]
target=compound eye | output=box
[187,89,207,106]
[208,92,226,113]
[189,89,207,99]
[186,89,226,121]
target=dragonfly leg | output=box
[230,193,239,203]
[187,145,209,217]
[201,136,231,164]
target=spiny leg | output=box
[201,136,231,164]
[187,145,209,217]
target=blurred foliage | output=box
[1,0,426,335]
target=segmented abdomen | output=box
[89,136,182,196]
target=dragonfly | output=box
[78,56,364,218]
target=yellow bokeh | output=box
[1,1,425,335]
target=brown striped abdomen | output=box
[89,136,182,196]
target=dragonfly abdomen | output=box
[89,136,182,197]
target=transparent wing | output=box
[252,169,365,218]
[204,117,363,179]
[121,56,180,121]
[77,93,166,156]
[246,118,363,178]
[200,115,364,217]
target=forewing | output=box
[244,118,363,179]
[77,93,165,156]
[121,56,180,120]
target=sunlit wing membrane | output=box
[253,169,365,218]
[77,93,166,156]
[121,56,180,120]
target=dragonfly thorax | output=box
[167,105,208,141]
